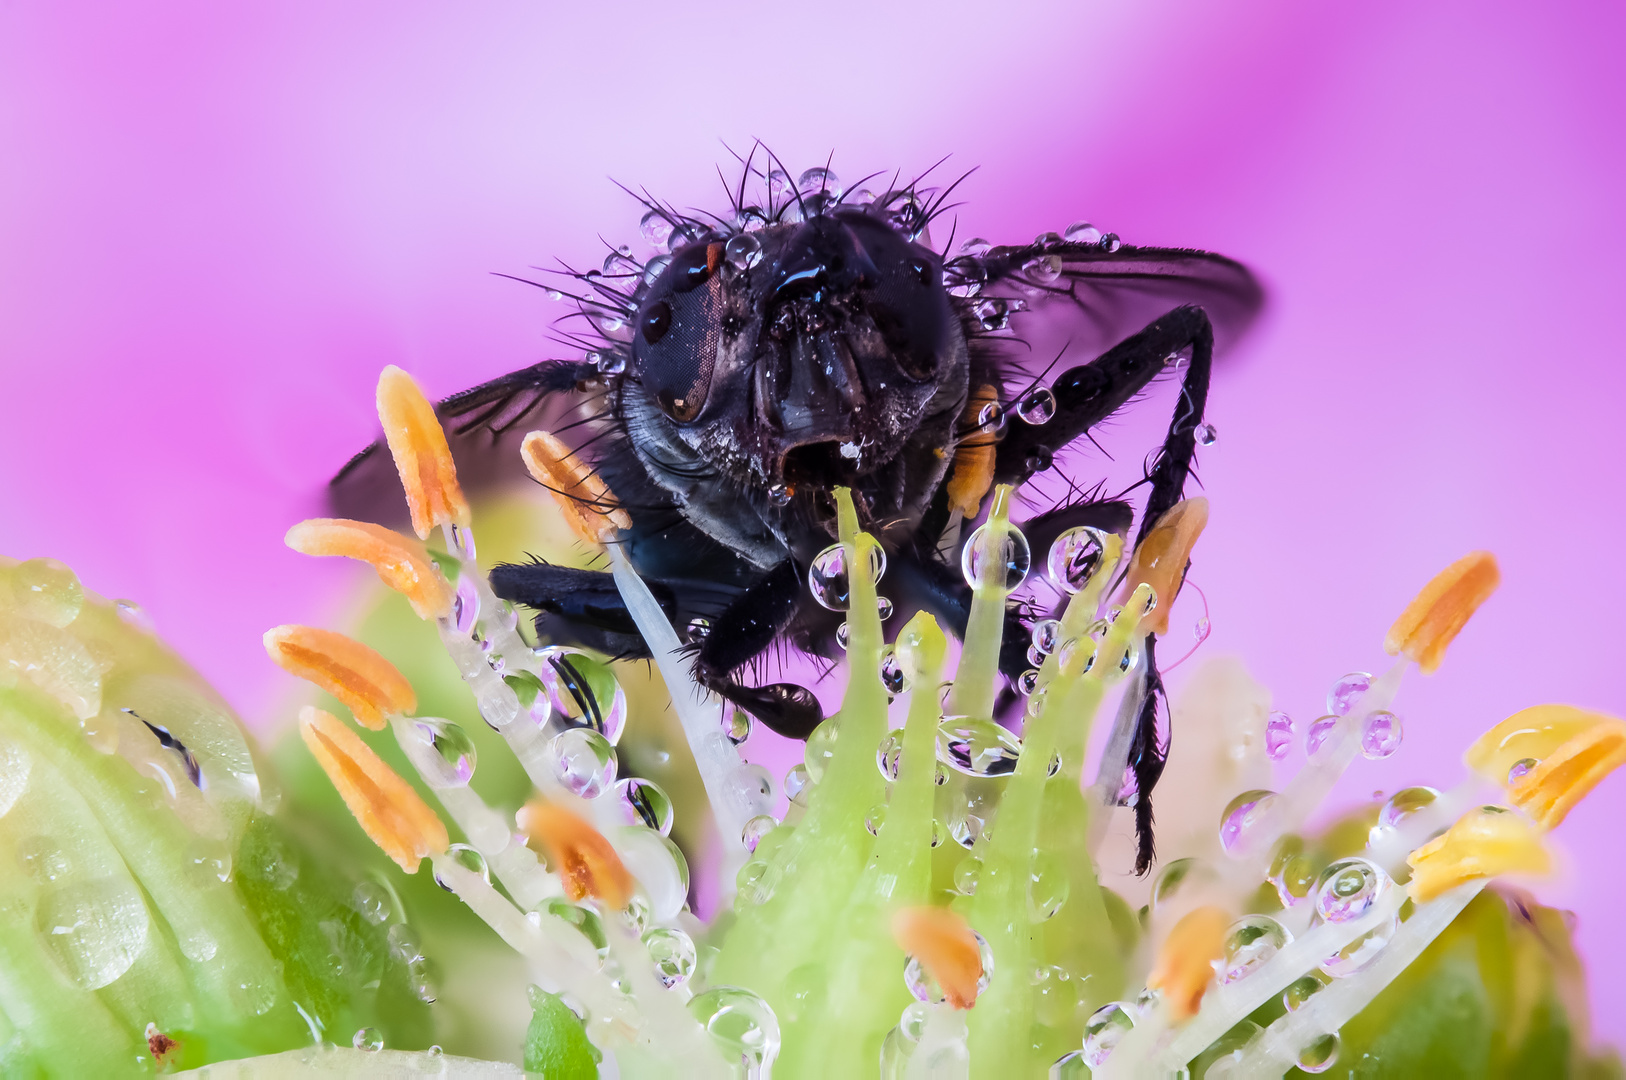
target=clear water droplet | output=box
[611,777,674,835]
[1081,1001,1136,1067]
[1027,853,1069,920]
[1195,422,1217,447]
[723,233,763,272]
[725,763,774,819]
[11,558,84,627]
[388,922,425,963]
[1033,231,1063,248]
[1031,619,1061,656]
[687,986,781,1073]
[904,930,993,1004]
[644,926,697,988]
[1305,714,1339,757]
[736,859,772,906]
[434,844,489,892]
[1099,232,1122,253]
[1314,858,1387,923]
[1508,758,1538,784]
[960,237,992,257]
[938,717,1022,778]
[1297,1033,1340,1073]
[721,703,752,746]
[954,856,982,895]
[352,1027,384,1052]
[836,622,850,650]
[1221,914,1291,983]
[876,595,894,621]
[806,542,885,611]
[685,617,711,643]
[1017,669,1041,695]
[877,731,904,782]
[973,297,1010,331]
[1016,387,1057,424]
[961,521,1031,591]
[639,211,673,250]
[977,400,1006,434]
[1219,789,1277,855]
[35,878,148,990]
[1268,839,1320,907]
[406,718,478,789]
[796,167,841,198]
[1151,857,1215,910]
[1265,711,1295,759]
[1194,615,1212,642]
[784,763,812,805]
[1377,785,1439,833]
[1047,526,1109,592]
[1023,254,1063,285]
[1327,672,1372,716]
[741,814,777,853]
[1064,221,1101,245]
[1361,710,1403,759]
[548,727,617,798]
[534,646,628,744]
[1027,644,1046,667]
[1321,914,1398,977]
[864,803,887,836]
[1283,973,1325,1011]
[804,721,838,783]
[351,881,391,926]
[879,649,909,695]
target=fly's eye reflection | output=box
[641,301,671,344]
[656,389,700,422]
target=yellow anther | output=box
[520,798,635,909]
[1120,498,1207,636]
[376,365,470,540]
[1469,707,1626,830]
[1406,807,1551,903]
[265,625,416,731]
[1383,551,1499,674]
[285,518,453,620]
[944,385,999,518]
[299,706,448,873]
[891,906,986,1010]
[1147,905,1228,1021]
[519,430,633,547]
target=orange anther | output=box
[1384,551,1499,674]
[376,365,471,540]
[299,706,447,873]
[265,625,416,731]
[1147,905,1228,1021]
[520,798,634,909]
[891,906,987,1010]
[1507,717,1626,830]
[520,430,632,546]
[1121,498,1208,636]
[944,385,999,518]
[285,518,453,620]
[1406,807,1550,903]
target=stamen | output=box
[519,798,634,909]
[944,385,998,517]
[376,365,471,540]
[1120,498,1207,636]
[285,518,453,620]
[520,430,632,546]
[1384,551,1499,673]
[891,906,986,1010]
[1405,807,1550,903]
[1504,714,1626,830]
[299,706,448,873]
[264,625,415,731]
[1146,905,1227,1021]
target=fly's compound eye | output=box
[642,300,672,344]
[634,242,724,423]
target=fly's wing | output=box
[955,242,1265,364]
[327,359,601,525]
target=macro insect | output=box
[334,150,1262,870]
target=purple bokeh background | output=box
[3,0,1622,1041]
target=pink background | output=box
[3,0,1622,1042]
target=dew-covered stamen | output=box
[285,518,454,620]
[375,365,472,541]
[1466,704,1626,830]
[869,612,948,898]
[1405,806,1551,903]
[950,484,1025,719]
[520,798,635,910]
[1096,906,1229,1078]
[519,429,633,547]
[891,907,988,1010]
[1383,550,1500,674]
[1117,497,1207,638]
[264,625,416,731]
[298,706,448,873]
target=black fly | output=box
[333,150,1263,872]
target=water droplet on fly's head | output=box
[639,210,673,250]
[1508,758,1539,784]
[767,169,791,198]
[1023,254,1063,285]
[407,718,478,789]
[741,814,777,853]
[903,929,993,1004]
[1314,858,1387,923]
[1218,789,1277,855]
[1047,526,1109,593]
[687,986,781,1072]
[536,646,628,744]
[973,297,1010,331]
[611,777,674,835]
[1297,1033,1340,1073]
[1361,710,1403,759]
[1305,714,1339,757]
[724,233,763,272]
[1265,710,1295,760]
[1064,220,1101,245]
[938,717,1022,778]
[784,763,813,806]
[1221,914,1291,983]
[721,702,752,746]
[11,558,84,627]
[433,844,490,892]
[1015,387,1057,425]
[352,1027,384,1052]
[1081,1001,1136,1067]
[548,727,617,798]
[1327,672,1372,716]
[1017,668,1041,695]
[796,167,840,198]
[737,205,769,231]
[807,541,885,612]
[1195,422,1217,447]
[961,521,1031,591]
[1031,619,1061,656]
[879,649,909,695]
[644,926,697,988]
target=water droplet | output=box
[736,859,773,906]
[974,297,1010,331]
[1064,221,1101,245]
[1047,526,1109,593]
[1027,853,1069,920]
[1314,858,1387,922]
[642,926,696,989]
[904,929,993,1004]
[540,898,609,963]
[879,649,909,695]
[1027,644,1046,667]
[876,731,905,782]
[741,814,777,853]
[862,803,887,836]
[1327,672,1372,716]
[1376,786,1439,835]
[535,646,628,744]
[1361,710,1403,759]
[434,844,489,892]
[724,233,763,272]
[1151,857,1215,910]
[1261,710,1295,760]
[961,521,1031,591]
[725,763,774,819]
[1508,758,1538,784]
[351,1027,384,1052]
[11,558,84,627]
[1221,914,1291,983]
[1321,914,1398,977]
[36,877,149,990]
[977,400,1006,434]
[388,922,425,963]
[804,721,839,783]
[685,617,711,643]
[721,703,752,746]
[1305,714,1339,757]
[938,717,1022,777]
[640,210,673,249]
[1283,973,1325,1011]
[876,595,894,621]
[1195,422,1218,447]
[1016,387,1057,424]
[1081,1001,1136,1067]
[806,542,885,612]
[1017,669,1041,695]
[451,574,480,636]
[796,167,841,198]
[954,856,982,895]
[1024,254,1063,285]
[768,483,791,506]
[784,763,813,806]
[548,727,618,798]
[1297,1033,1340,1073]
[405,717,478,789]
[1268,838,1320,907]
[16,835,68,883]
[610,777,674,835]
[1099,232,1122,253]
[688,986,781,1073]
[1218,789,1277,855]
[351,881,391,926]
[1031,619,1061,656]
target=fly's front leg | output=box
[489,561,665,658]
[692,560,826,740]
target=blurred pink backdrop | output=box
[3,0,1622,1043]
